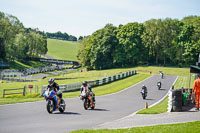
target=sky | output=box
[0,0,200,37]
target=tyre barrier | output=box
[171,89,182,112]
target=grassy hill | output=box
[47,39,79,61]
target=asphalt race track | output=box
[0,75,177,133]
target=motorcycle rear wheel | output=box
[59,99,66,113]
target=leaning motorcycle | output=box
[80,91,95,110]
[44,88,66,113]
[141,89,147,99]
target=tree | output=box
[116,22,145,66]
[78,24,118,69]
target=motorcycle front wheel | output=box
[47,100,54,114]
[84,99,88,110]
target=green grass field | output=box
[47,39,79,61]
[71,121,200,133]
[9,60,48,70]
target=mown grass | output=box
[135,66,189,76]
[71,121,200,133]
[47,39,79,61]
[137,96,168,114]
[9,60,49,70]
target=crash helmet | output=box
[82,81,88,86]
[48,78,54,85]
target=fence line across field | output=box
[3,87,25,98]
[40,70,136,96]
[2,85,39,97]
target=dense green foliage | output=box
[78,16,200,69]
[0,11,47,61]
[46,31,77,41]
[47,39,79,61]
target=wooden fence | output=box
[3,87,25,98]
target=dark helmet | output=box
[82,81,88,86]
[48,78,54,85]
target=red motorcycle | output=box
[80,91,95,110]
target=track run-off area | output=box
[0,75,177,133]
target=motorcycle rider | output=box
[159,71,164,79]
[141,85,147,98]
[157,80,162,88]
[47,78,62,107]
[80,81,95,103]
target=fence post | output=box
[23,86,26,96]
[3,88,5,98]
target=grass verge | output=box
[70,121,200,133]
[136,96,168,114]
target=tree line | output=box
[0,11,48,61]
[78,16,200,70]
[46,31,78,41]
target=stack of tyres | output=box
[172,89,182,112]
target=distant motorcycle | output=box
[141,86,147,99]
[44,88,66,113]
[159,71,164,79]
[80,91,95,110]
[157,82,161,90]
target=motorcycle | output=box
[44,88,66,113]
[157,82,161,90]
[80,91,95,110]
[141,88,147,99]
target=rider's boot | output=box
[57,97,60,109]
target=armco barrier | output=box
[40,70,136,96]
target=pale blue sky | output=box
[0,0,199,37]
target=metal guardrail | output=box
[40,70,137,96]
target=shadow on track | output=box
[90,108,110,111]
[144,98,155,100]
[159,88,166,91]
[54,112,81,115]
